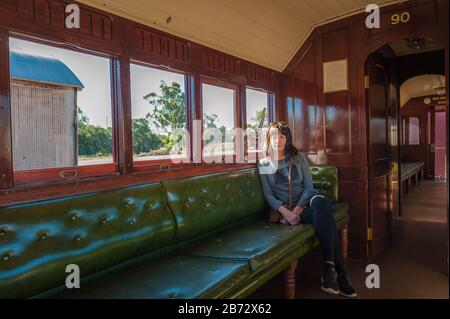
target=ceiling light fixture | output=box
[406,37,426,50]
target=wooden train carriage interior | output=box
[0,0,448,299]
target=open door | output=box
[366,52,394,259]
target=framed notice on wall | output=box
[323,59,348,93]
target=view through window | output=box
[9,37,113,171]
[130,63,187,162]
[202,83,236,158]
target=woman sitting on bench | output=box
[258,121,357,298]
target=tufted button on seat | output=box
[216,194,221,201]
[125,199,133,208]
[39,232,49,240]
[2,252,11,261]
[224,184,230,190]
[0,180,178,299]
[167,292,178,299]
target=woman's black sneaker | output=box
[321,264,339,295]
[337,270,358,298]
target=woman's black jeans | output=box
[300,195,343,265]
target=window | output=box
[9,37,114,181]
[246,88,269,152]
[408,117,420,145]
[402,118,406,146]
[130,63,187,164]
[201,80,238,160]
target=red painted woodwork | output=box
[0,0,448,261]
[366,52,393,259]
[0,163,256,208]
[284,0,448,259]
[0,29,13,189]
[134,26,190,64]
[13,163,118,185]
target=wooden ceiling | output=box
[78,0,405,71]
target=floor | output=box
[249,180,449,299]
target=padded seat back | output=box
[162,169,267,242]
[310,166,339,202]
[0,182,176,298]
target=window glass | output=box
[408,117,420,145]
[246,88,269,152]
[130,64,186,162]
[202,83,236,157]
[9,37,112,171]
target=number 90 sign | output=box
[391,11,411,24]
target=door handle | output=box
[429,144,436,152]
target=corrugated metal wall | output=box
[11,80,77,170]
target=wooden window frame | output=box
[0,27,13,189]
[8,33,120,186]
[244,86,276,162]
[129,60,192,172]
[200,76,243,164]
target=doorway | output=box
[365,38,447,260]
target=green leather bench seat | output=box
[162,169,266,242]
[55,255,250,299]
[55,204,348,299]
[401,162,424,181]
[174,203,349,273]
[0,182,176,298]
[0,165,350,299]
[310,165,339,202]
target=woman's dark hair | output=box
[264,121,298,160]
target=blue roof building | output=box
[10,50,83,170]
[10,51,84,89]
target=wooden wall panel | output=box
[283,0,447,260]
[134,27,190,64]
[324,92,351,154]
[13,0,113,40]
[366,0,438,40]
[247,64,277,86]
[203,50,240,75]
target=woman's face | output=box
[269,127,287,153]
